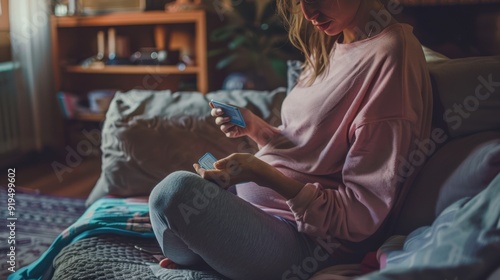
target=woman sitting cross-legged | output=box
[149,0,432,279]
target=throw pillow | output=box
[86,88,286,206]
[435,136,500,215]
[393,131,500,235]
[427,56,500,138]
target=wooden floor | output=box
[4,154,101,199]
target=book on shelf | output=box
[57,91,110,121]
[57,91,80,119]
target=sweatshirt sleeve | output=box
[286,119,413,242]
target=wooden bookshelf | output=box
[51,10,208,147]
[64,65,200,74]
[51,10,208,94]
[74,111,106,122]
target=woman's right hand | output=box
[210,102,281,147]
[210,102,253,138]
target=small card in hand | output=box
[211,99,246,128]
[198,152,218,170]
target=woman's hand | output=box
[210,102,281,147]
[193,153,266,189]
[193,153,304,199]
[210,102,254,139]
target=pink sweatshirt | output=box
[235,23,432,242]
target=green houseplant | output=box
[208,0,301,90]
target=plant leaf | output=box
[216,53,239,69]
[210,24,240,41]
[228,35,248,50]
[208,48,228,57]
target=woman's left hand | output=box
[193,153,272,189]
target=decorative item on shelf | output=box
[130,48,180,65]
[88,90,116,113]
[68,0,77,15]
[106,28,131,65]
[53,0,77,16]
[77,0,146,16]
[169,29,195,66]
[165,0,202,12]
[57,91,111,121]
[57,92,84,119]
[54,4,68,16]
[81,30,105,68]
[108,28,116,61]
[222,72,256,90]
[154,25,169,64]
[129,25,182,66]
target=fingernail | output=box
[217,109,223,114]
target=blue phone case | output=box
[211,99,246,128]
[198,152,218,170]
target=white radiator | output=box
[0,62,20,156]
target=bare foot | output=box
[159,258,180,269]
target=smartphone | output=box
[198,152,218,170]
[210,99,246,128]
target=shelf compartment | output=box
[64,65,200,74]
[72,111,106,122]
[54,11,205,27]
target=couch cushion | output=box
[427,56,500,138]
[435,136,500,215]
[421,46,449,62]
[86,88,286,206]
[393,130,500,235]
[364,173,500,280]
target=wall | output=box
[0,0,11,62]
[394,3,500,58]
[475,8,500,56]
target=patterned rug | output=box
[0,188,86,279]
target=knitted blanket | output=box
[9,197,227,280]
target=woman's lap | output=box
[149,171,338,280]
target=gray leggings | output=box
[149,171,339,280]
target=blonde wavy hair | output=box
[277,0,339,85]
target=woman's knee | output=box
[149,170,211,215]
[149,171,196,212]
